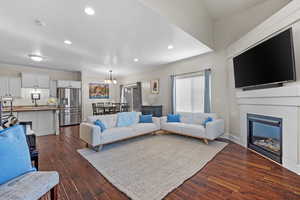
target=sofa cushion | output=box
[192,113,217,125]
[131,123,158,135]
[181,123,206,138]
[0,125,36,185]
[177,112,193,124]
[139,115,153,123]
[102,127,134,144]
[203,117,213,128]
[88,114,117,129]
[94,120,106,132]
[161,122,184,133]
[0,171,59,200]
[117,112,138,127]
[167,114,181,123]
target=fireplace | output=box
[247,114,282,163]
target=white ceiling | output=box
[0,0,212,77]
[202,0,268,20]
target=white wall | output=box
[140,0,214,48]
[81,71,119,120]
[120,0,290,135]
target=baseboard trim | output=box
[228,134,244,146]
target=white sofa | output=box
[160,112,224,143]
[80,112,160,151]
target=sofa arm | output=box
[205,119,225,140]
[80,123,102,147]
[152,117,161,129]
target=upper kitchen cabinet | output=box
[22,73,50,89]
[0,76,21,97]
[57,80,81,88]
[50,80,57,97]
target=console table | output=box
[141,105,163,117]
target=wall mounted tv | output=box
[233,28,296,89]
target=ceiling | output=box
[202,0,268,20]
[0,0,211,77]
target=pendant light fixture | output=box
[104,70,117,84]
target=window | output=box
[175,74,205,113]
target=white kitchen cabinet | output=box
[0,77,9,97]
[57,80,81,88]
[70,81,81,88]
[57,80,70,88]
[9,77,21,97]
[22,73,50,89]
[37,74,50,89]
[0,76,21,97]
[50,80,57,97]
[21,73,37,88]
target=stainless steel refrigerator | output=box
[58,88,81,126]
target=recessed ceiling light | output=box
[134,58,139,62]
[28,54,43,62]
[84,6,95,15]
[168,45,174,50]
[64,40,72,45]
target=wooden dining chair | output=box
[92,103,104,115]
[121,103,129,112]
[113,103,121,113]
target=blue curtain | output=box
[170,75,176,114]
[204,69,211,113]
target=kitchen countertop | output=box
[3,105,60,112]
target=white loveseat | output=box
[80,112,160,151]
[160,112,224,144]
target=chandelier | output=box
[104,70,117,84]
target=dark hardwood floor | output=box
[40,126,300,200]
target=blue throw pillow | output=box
[0,125,36,185]
[117,112,137,127]
[167,114,181,123]
[94,120,106,132]
[139,115,153,123]
[203,117,213,127]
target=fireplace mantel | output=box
[236,85,300,107]
[236,84,300,174]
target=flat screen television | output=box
[233,28,296,89]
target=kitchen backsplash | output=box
[13,88,53,106]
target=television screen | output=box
[233,28,296,88]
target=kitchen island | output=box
[4,105,60,136]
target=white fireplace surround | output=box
[236,85,300,174]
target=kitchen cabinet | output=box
[37,74,50,88]
[50,80,57,97]
[22,73,50,89]
[0,76,21,97]
[57,80,81,88]
[70,81,81,88]
[9,77,22,97]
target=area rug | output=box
[78,134,227,200]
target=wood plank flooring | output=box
[40,126,300,200]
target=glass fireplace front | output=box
[247,114,282,163]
